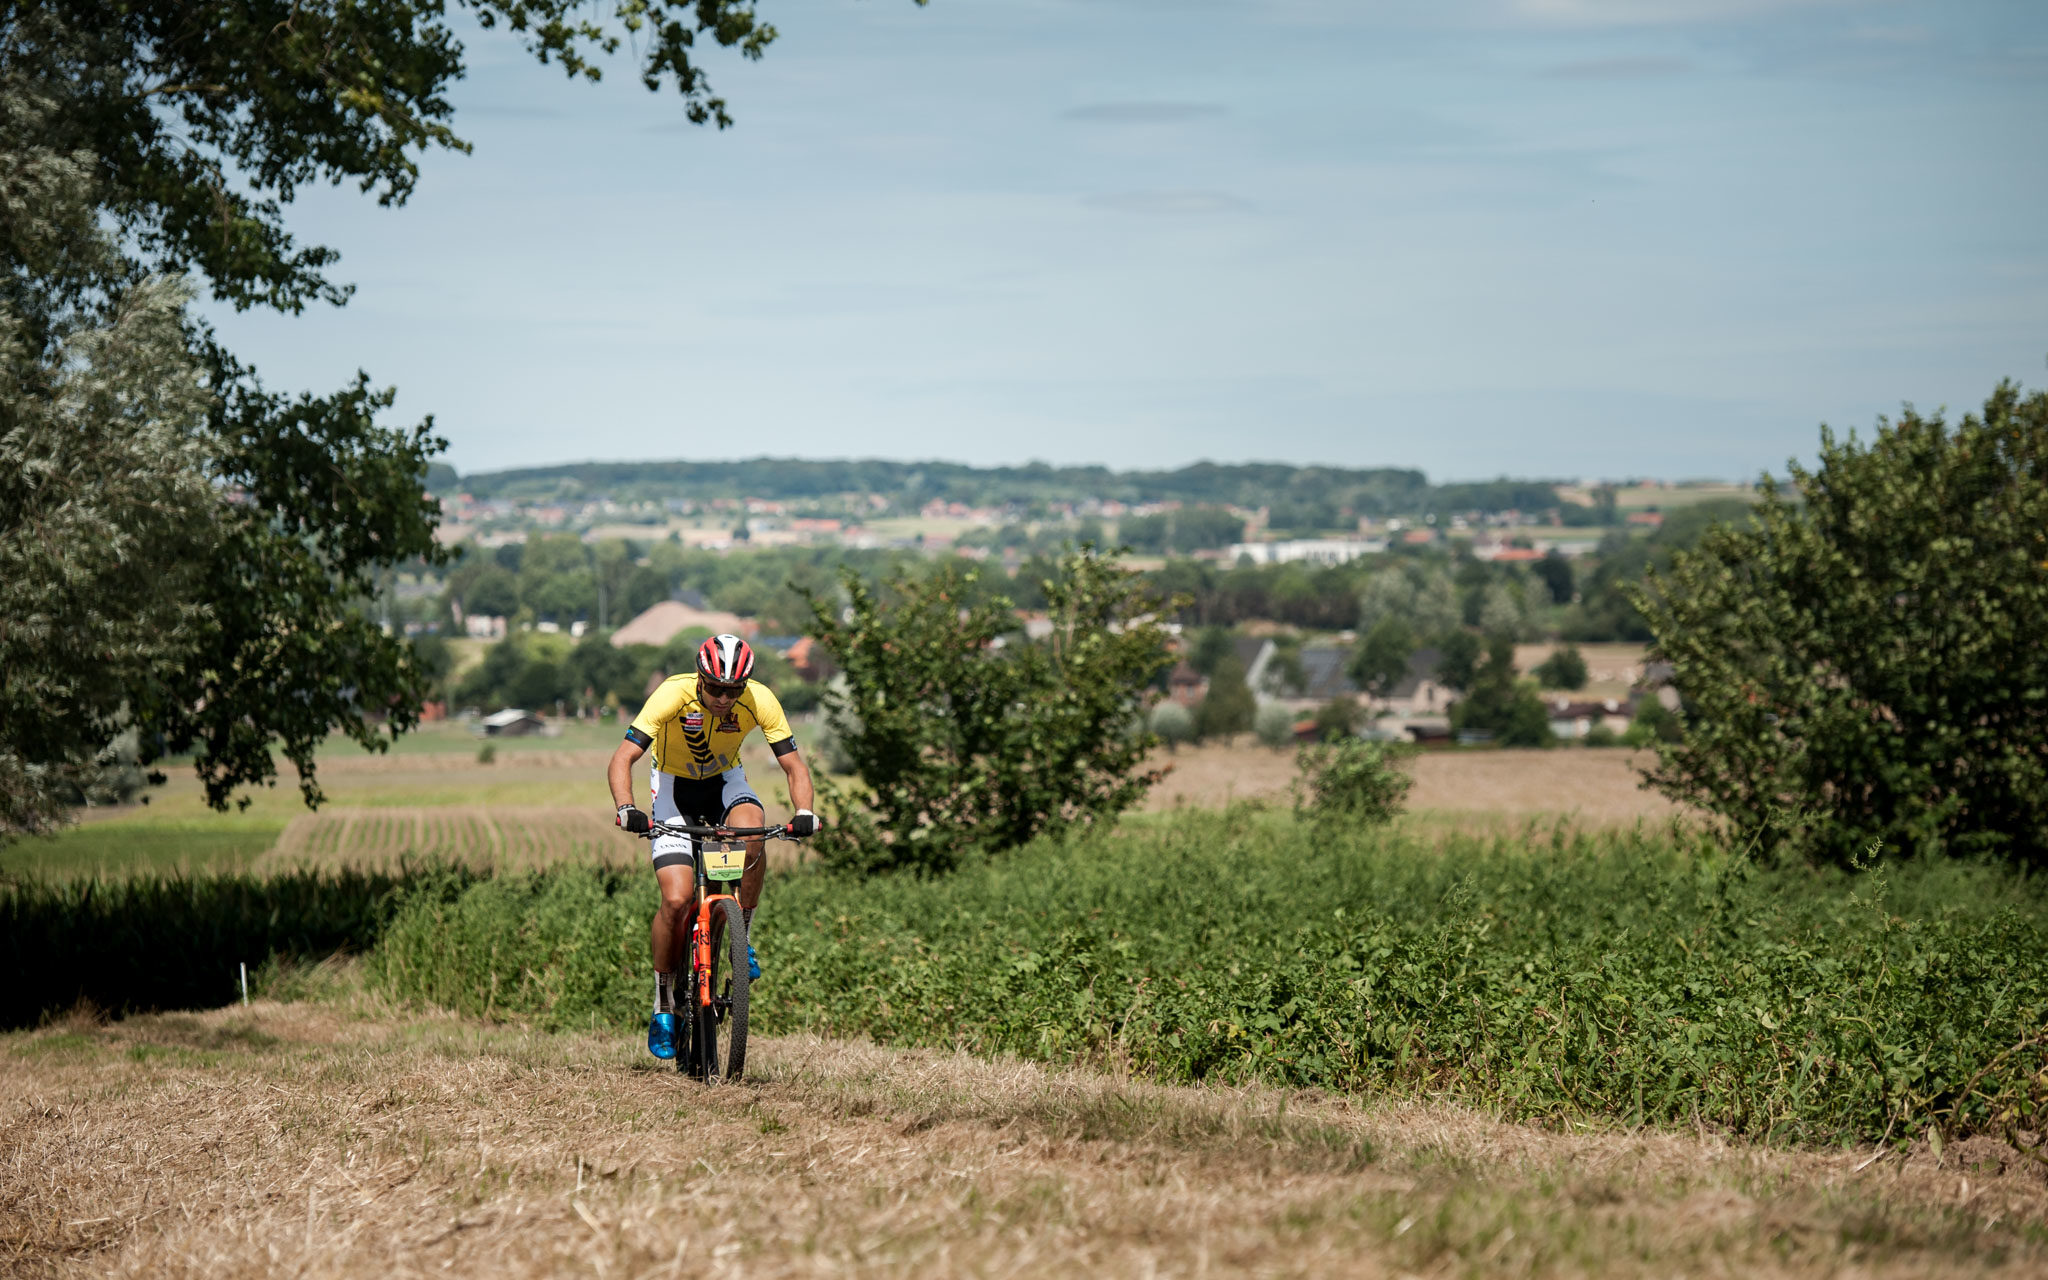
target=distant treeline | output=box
[440,458,1598,519]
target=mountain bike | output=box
[643,820,790,1084]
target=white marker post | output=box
[240,962,249,1005]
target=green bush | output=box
[1254,702,1297,750]
[1149,701,1195,749]
[364,815,2048,1148]
[802,547,1176,875]
[1311,696,1361,742]
[1632,378,2048,865]
[1624,698,1682,747]
[369,866,649,1029]
[1194,655,1255,740]
[1533,644,1589,691]
[1449,633,1552,747]
[1292,740,1412,823]
[745,816,2048,1147]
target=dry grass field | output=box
[1146,743,1685,827]
[5,998,2041,1279]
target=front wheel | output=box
[681,898,750,1083]
[714,896,750,1081]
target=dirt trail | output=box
[4,1002,2041,1278]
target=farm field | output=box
[6,999,2042,1280]
[6,729,1679,881]
[1145,741,1682,825]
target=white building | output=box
[1227,538,1388,566]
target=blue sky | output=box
[204,0,2048,482]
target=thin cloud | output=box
[1062,102,1227,125]
[1085,190,1251,216]
[1545,55,1693,78]
[1849,24,1933,44]
[1513,0,1865,26]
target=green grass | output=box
[1,818,285,880]
[367,810,2048,1147]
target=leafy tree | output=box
[519,532,595,623]
[1348,617,1415,699]
[4,0,801,823]
[1117,505,1246,554]
[1434,630,1483,693]
[568,631,649,707]
[803,548,1177,875]
[1187,626,1235,676]
[1533,644,1589,691]
[1358,563,1459,638]
[1566,499,1757,643]
[1534,550,1575,605]
[1254,701,1297,750]
[1312,697,1362,743]
[463,566,521,619]
[1,277,220,832]
[1194,655,1256,739]
[1150,701,1196,751]
[1449,634,1553,748]
[1623,698,1683,748]
[1632,384,2048,866]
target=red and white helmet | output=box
[696,633,756,686]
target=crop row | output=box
[368,812,2048,1147]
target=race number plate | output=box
[702,843,746,881]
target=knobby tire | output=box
[681,896,751,1083]
[717,896,750,1081]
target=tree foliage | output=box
[1633,384,2048,866]
[1348,616,1415,699]
[1194,655,1255,740]
[0,278,218,832]
[3,0,786,827]
[1448,634,1553,748]
[803,548,1177,875]
[1292,739,1413,823]
[1533,644,1589,691]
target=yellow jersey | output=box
[627,674,797,779]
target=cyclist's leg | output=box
[645,772,700,1058]
[647,769,699,973]
[717,765,766,978]
[717,764,768,912]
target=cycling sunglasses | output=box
[700,678,746,699]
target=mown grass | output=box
[368,810,2048,1147]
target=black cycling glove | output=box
[788,809,818,838]
[615,804,651,835]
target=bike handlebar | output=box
[641,821,794,840]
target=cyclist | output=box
[608,633,820,1059]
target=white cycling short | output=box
[648,765,763,872]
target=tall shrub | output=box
[1633,380,2048,865]
[803,547,1178,874]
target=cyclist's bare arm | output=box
[608,739,645,809]
[776,745,817,819]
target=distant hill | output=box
[445,457,1580,518]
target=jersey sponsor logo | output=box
[682,712,703,731]
[717,714,740,732]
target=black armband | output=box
[623,727,652,748]
[771,737,799,758]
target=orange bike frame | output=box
[693,887,741,1010]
